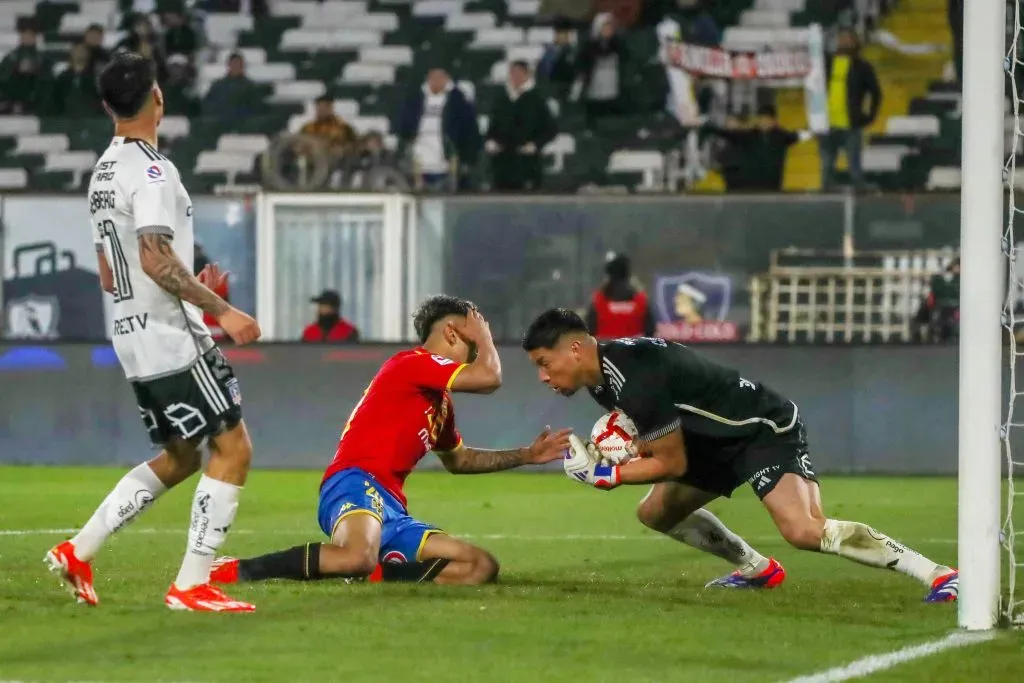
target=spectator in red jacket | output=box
[585,253,655,339]
[302,290,360,343]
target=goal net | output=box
[1004,0,1024,627]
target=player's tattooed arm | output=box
[436,445,529,474]
[138,233,229,316]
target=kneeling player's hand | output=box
[219,307,262,346]
[563,435,621,490]
[526,426,573,464]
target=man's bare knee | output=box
[321,544,377,577]
[778,518,825,551]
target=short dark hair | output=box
[228,51,244,63]
[98,51,156,119]
[413,295,474,344]
[315,94,332,104]
[605,254,630,281]
[522,308,589,351]
[510,60,530,73]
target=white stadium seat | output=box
[722,26,808,51]
[545,133,576,173]
[346,14,400,32]
[280,29,382,50]
[607,150,665,190]
[0,168,27,189]
[925,167,961,191]
[754,0,806,11]
[739,9,792,27]
[14,134,69,155]
[46,151,98,187]
[457,80,476,102]
[473,27,525,48]
[359,46,414,66]
[217,47,267,65]
[205,14,255,47]
[349,116,391,134]
[413,0,466,17]
[489,60,509,83]
[341,63,396,85]
[525,27,555,45]
[885,115,941,137]
[247,62,298,83]
[507,44,544,65]
[0,115,40,136]
[862,146,909,173]
[446,14,496,31]
[270,80,326,104]
[217,135,270,155]
[477,114,489,132]
[159,116,190,140]
[509,0,541,17]
[194,151,258,186]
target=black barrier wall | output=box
[0,343,985,474]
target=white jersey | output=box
[88,136,213,381]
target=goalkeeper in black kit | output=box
[522,308,958,602]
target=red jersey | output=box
[592,289,648,339]
[321,347,466,507]
[302,318,359,343]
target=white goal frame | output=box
[255,192,418,342]
[957,0,1005,631]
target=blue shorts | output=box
[317,468,441,564]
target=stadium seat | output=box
[722,27,808,51]
[14,134,69,155]
[280,29,381,50]
[346,14,400,32]
[217,135,271,155]
[478,114,489,132]
[473,28,525,48]
[862,146,910,173]
[925,166,961,190]
[739,10,792,27]
[545,134,576,173]
[217,47,267,65]
[359,46,414,66]
[508,0,541,18]
[276,0,369,20]
[342,63,397,85]
[489,60,509,83]
[44,151,97,187]
[607,150,664,190]
[160,116,191,140]
[507,44,544,65]
[194,151,257,185]
[458,80,476,102]
[204,14,255,48]
[447,14,497,31]
[248,62,298,84]
[0,116,40,137]
[271,80,327,104]
[754,0,806,11]
[412,0,466,17]
[525,27,555,45]
[349,116,391,135]
[0,168,27,189]
[885,115,941,137]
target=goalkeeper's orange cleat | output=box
[44,540,98,606]
[165,583,255,612]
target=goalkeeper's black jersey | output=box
[586,338,798,442]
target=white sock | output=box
[70,463,167,561]
[820,519,949,585]
[666,509,769,576]
[174,475,242,590]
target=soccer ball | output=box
[590,411,638,465]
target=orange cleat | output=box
[44,541,98,606]
[209,557,239,584]
[705,557,787,589]
[165,583,255,612]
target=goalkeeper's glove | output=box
[564,434,621,489]
[578,461,621,490]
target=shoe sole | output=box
[165,595,255,613]
[43,551,97,607]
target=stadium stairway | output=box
[781,0,952,191]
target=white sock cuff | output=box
[134,463,169,496]
[820,518,841,554]
[197,474,242,498]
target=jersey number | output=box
[98,219,134,303]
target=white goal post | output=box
[958,0,1006,631]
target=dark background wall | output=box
[0,343,994,474]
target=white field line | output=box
[783,631,997,683]
[0,528,957,544]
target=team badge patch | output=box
[145,164,165,184]
[226,378,242,406]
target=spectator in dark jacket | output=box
[163,53,201,116]
[302,290,360,343]
[575,13,629,128]
[537,16,576,99]
[705,105,810,191]
[0,19,51,114]
[162,9,199,60]
[83,24,111,74]
[820,30,882,191]
[53,43,103,116]
[484,61,558,191]
[394,68,480,191]
[116,14,168,83]
[203,52,263,126]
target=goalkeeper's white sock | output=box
[71,463,168,561]
[820,519,949,585]
[666,509,769,576]
[174,475,242,590]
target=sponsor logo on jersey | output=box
[4,295,60,339]
[654,271,738,342]
[145,164,165,184]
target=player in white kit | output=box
[44,51,261,612]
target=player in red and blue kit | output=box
[211,296,571,586]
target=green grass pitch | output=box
[0,467,1020,682]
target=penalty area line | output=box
[782,631,996,683]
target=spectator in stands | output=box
[680,0,722,47]
[704,105,811,191]
[820,29,881,191]
[924,257,960,342]
[585,253,654,340]
[53,43,103,117]
[163,53,200,116]
[395,68,480,192]
[83,24,111,74]
[538,16,576,100]
[0,19,50,115]
[300,95,358,162]
[204,52,262,126]
[302,290,360,344]
[575,13,628,129]
[162,7,199,60]
[117,14,168,83]
[484,61,558,191]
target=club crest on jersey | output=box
[226,378,242,406]
[145,164,165,184]
[4,295,59,340]
[382,550,407,565]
